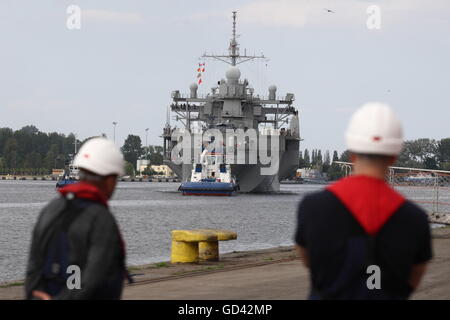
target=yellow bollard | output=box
[198,241,219,261]
[171,240,199,263]
[170,229,237,263]
[170,230,217,263]
[196,229,237,261]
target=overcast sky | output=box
[0,0,449,154]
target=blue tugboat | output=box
[56,163,79,188]
[178,151,239,196]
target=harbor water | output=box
[0,180,445,284]
[0,180,321,283]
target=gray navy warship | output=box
[162,11,300,192]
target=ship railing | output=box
[173,93,208,100]
[172,91,295,103]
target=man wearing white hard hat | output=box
[294,103,432,299]
[25,137,129,300]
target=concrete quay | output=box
[1,227,449,300]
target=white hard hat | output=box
[345,102,403,156]
[74,137,125,176]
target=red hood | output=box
[327,175,405,235]
[58,181,108,207]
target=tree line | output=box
[0,126,164,175]
[299,138,450,181]
[1,126,448,177]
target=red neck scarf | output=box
[327,175,405,236]
[58,181,108,207]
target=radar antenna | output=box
[202,11,267,66]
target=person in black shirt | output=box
[295,103,432,299]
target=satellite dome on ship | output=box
[226,67,241,83]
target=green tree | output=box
[317,150,323,165]
[327,162,344,181]
[0,157,5,174]
[340,150,350,162]
[298,150,307,168]
[437,138,450,167]
[332,150,339,162]
[404,139,437,164]
[0,128,14,154]
[24,151,42,170]
[121,135,144,170]
[124,161,135,176]
[397,144,421,168]
[323,150,331,173]
[3,138,18,169]
[303,149,310,167]
[311,149,316,165]
[440,162,450,171]
[423,156,438,170]
[19,125,39,135]
[149,145,163,165]
[44,144,59,169]
[396,139,438,168]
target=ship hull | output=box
[166,137,299,193]
[179,181,238,196]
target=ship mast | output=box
[202,11,266,66]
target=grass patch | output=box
[203,264,224,271]
[173,263,225,276]
[128,261,170,272]
[128,266,143,271]
[153,262,169,268]
[263,257,273,261]
[0,281,24,288]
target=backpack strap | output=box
[40,194,86,250]
[36,194,90,295]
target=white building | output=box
[136,159,151,173]
[151,165,174,177]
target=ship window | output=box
[195,164,202,172]
[220,164,226,173]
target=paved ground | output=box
[2,227,449,300]
[125,226,450,300]
[123,233,450,300]
[124,260,308,300]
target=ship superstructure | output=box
[163,11,300,192]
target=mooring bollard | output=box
[170,229,237,263]
[197,229,237,261]
[171,230,217,263]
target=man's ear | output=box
[388,156,397,166]
[107,175,118,186]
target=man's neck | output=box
[352,162,388,180]
[79,179,109,200]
